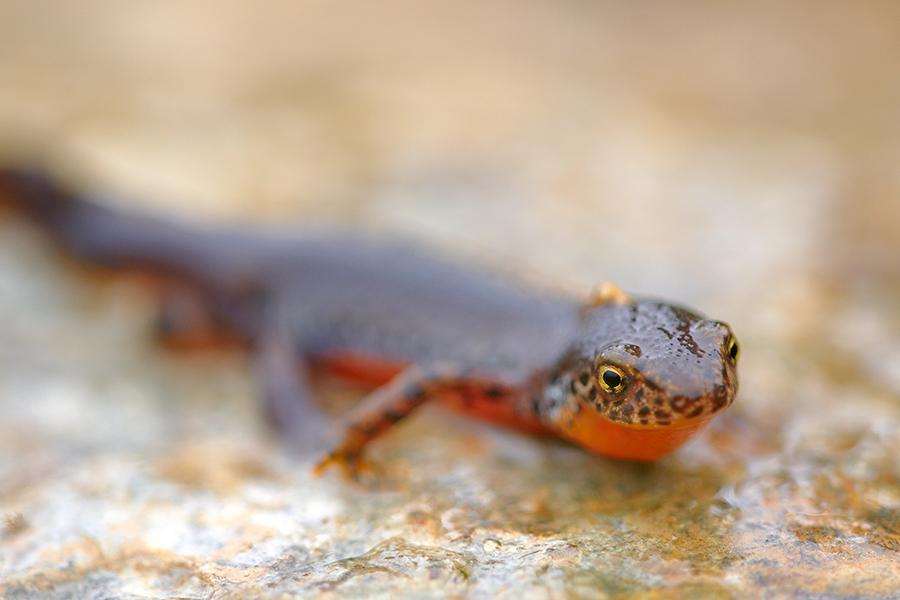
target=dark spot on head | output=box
[686,405,705,419]
[675,319,703,357]
[638,406,651,417]
[588,387,598,401]
[531,397,542,416]
[624,344,642,357]
[622,404,634,416]
[640,419,649,425]
[579,372,590,386]
[657,420,671,426]
[654,410,671,420]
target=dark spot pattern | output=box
[534,301,738,431]
[686,405,704,419]
[624,344,642,357]
[484,384,505,398]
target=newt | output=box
[0,168,739,477]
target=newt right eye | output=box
[599,365,626,394]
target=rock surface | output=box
[2,1,900,598]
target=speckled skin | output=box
[0,169,738,476]
[551,301,737,427]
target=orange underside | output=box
[560,408,713,461]
[313,351,552,434]
[312,352,408,387]
[315,351,710,459]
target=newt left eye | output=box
[727,337,740,363]
[599,365,626,394]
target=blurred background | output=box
[2,1,900,597]
[3,1,897,299]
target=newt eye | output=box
[599,365,626,394]
[727,337,740,363]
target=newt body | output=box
[1,169,738,476]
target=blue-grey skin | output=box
[0,169,738,465]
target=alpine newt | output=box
[0,168,739,477]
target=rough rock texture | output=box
[3,1,900,598]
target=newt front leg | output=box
[312,364,515,479]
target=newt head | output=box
[548,300,739,461]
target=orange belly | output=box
[313,351,551,434]
[561,408,713,461]
[312,351,408,387]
